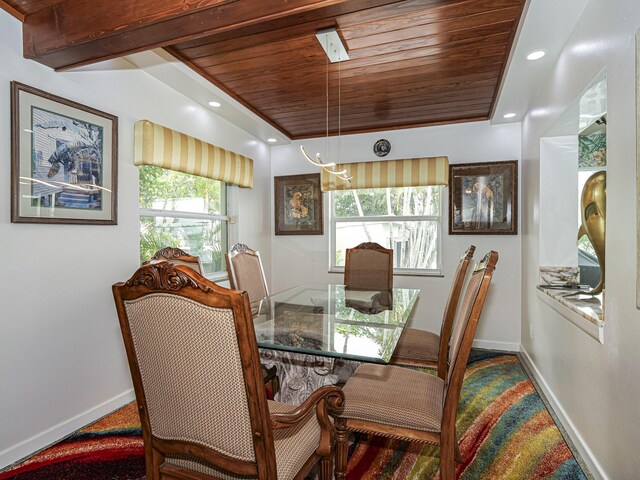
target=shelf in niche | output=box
[536,286,604,344]
[579,114,606,136]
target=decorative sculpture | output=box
[577,170,606,295]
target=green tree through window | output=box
[139,166,228,276]
[332,186,441,272]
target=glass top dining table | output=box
[252,284,420,364]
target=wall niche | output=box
[537,70,606,343]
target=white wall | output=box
[271,121,522,351]
[539,136,579,267]
[0,10,271,469]
[521,1,640,478]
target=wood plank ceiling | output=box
[3,0,526,139]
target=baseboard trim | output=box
[519,347,607,480]
[0,389,135,471]
[472,339,520,352]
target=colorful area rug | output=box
[0,353,586,479]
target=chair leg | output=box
[335,428,349,480]
[454,440,462,463]
[319,456,333,480]
[440,441,456,480]
[146,447,163,480]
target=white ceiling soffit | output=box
[124,49,290,145]
[492,0,591,124]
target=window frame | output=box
[328,186,443,276]
[139,169,232,282]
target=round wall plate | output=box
[373,139,391,157]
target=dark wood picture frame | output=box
[274,173,323,235]
[449,160,518,235]
[11,81,118,225]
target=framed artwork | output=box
[274,173,323,235]
[449,160,518,235]
[11,82,118,224]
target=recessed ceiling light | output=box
[267,138,277,143]
[526,50,546,61]
[503,113,517,119]
[208,101,221,108]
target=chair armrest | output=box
[270,385,344,457]
[270,385,344,428]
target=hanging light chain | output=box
[299,29,352,183]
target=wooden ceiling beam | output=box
[22,0,406,70]
[0,0,25,21]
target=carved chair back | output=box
[144,247,204,275]
[225,243,269,303]
[344,242,394,291]
[112,263,278,479]
[436,245,475,378]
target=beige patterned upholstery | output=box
[113,262,344,480]
[124,293,255,461]
[335,251,498,480]
[226,243,269,303]
[167,401,322,480]
[390,246,475,373]
[341,364,444,432]
[390,327,440,364]
[344,243,393,291]
[447,270,484,385]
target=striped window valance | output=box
[134,120,254,188]
[320,156,449,191]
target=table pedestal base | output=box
[259,349,361,404]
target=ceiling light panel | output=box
[315,28,349,63]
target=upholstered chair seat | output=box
[340,364,444,432]
[390,328,441,366]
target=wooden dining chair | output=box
[390,245,475,378]
[225,243,270,303]
[334,251,499,480]
[145,246,279,396]
[112,262,344,480]
[344,242,393,291]
[143,246,204,274]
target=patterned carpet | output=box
[0,353,587,480]
[345,353,586,479]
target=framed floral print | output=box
[449,160,518,235]
[11,82,118,224]
[274,173,323,235]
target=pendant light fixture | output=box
[300,28,352,183]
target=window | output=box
[331,186,442,274]
[139,166,228,277]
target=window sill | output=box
[206,273,229,283]
[536,286,604,344]
[328,267,443,278]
